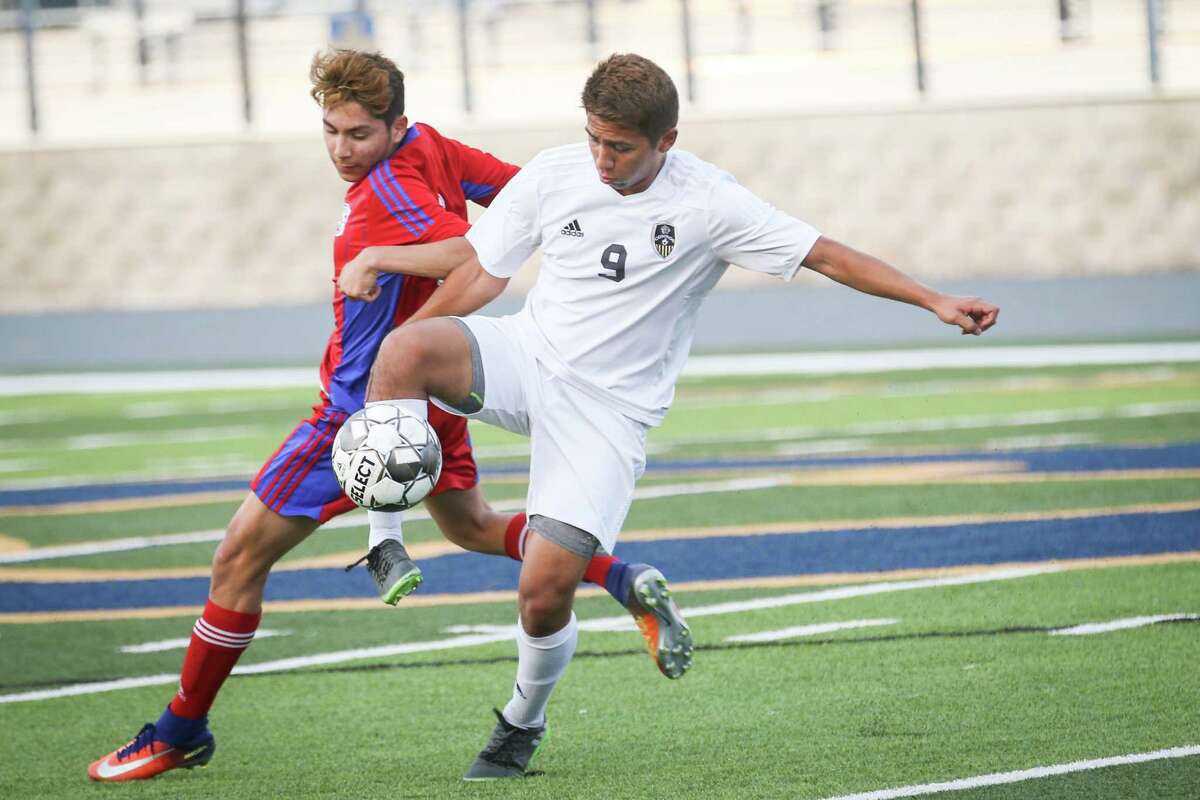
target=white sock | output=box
[363,401,423,551]
[366,398,427,422]
[367,510,404,550]
[501,613,578,730]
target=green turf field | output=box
[1,358,1198,798]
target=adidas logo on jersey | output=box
[560,219,584,237]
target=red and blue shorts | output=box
[251,401,478,523]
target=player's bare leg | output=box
[353,487,508,606]
[367,317,476,406]
[89,494,318,782]
[211,493,321,612]
[465,529,589,780]
[425,487,511,556]
[367,317,692,677]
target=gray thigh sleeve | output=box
[527,514,603,558]
[442,318,486,414]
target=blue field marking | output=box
[0,478,249,508]
[4,442,1199,509]
[3,509,1197,614]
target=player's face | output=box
[322,101,407,183]
[586,113,677,196]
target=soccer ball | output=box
[331,405,442,511]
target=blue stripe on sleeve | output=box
[461,180,496,201]
[367,169,421,238]
[382,161,435,229]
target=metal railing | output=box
[2,0,1193,143]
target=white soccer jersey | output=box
[465,143,821,426]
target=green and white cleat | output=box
[463,709,547,780]
[628,566,693,679]
[345,540,423,605]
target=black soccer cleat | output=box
[345,539,423,605]
[462,709,548,780]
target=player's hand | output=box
[931,294,999,336]
[340,250,382,302]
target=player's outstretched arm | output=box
[404,253,510,326]
[339,238,477,301]
[801,236,999,335]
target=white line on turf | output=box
[724,618,898,643]
[816,745,1200,800]
[982,433,1099,450]
[0,567,1053,704]
[1049,613,1200,636]
[2,343,1198,397]
[0,476,794,564]
[119,628,292,653]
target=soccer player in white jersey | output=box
[341,53,999,779]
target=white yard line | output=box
[576,567,1058,632]
[1049,613,1199,636]
[0,567,1054,704]
[119,628,291,653]
[982,433,1099,450]
[817,745,1200,800]
[2,343,1198,397]
[0,368,320,397]
[0,476,795,564]
[724,618,898,643]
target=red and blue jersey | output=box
[250,124,516,522]
[319,122,519,412]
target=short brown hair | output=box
[309,49,405,124]
[581,53,678,141]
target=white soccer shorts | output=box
[432,314,648,554]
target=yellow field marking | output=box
[0,534,30,553]
[0,540,470,583]
[4,550,1199,625]
[5,499,1198,585]
[932,468,1200,485]
[793,461,1028,485]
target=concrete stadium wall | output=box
[1,95,1197,316]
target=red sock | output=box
[169,599,261,719]
[582,554,617,587]
[503,513,528,561]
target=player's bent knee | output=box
[373,328,429,380]
[211,501,286,586]
[517,587,573,634]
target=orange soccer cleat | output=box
[88,723,215,782]
[627,566,694,679]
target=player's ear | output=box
[656,128,678,153]
[391,114,409,145]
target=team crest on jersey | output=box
[653,222,676,258]
[335,202,350,237]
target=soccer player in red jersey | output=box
[88,49,682,783]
